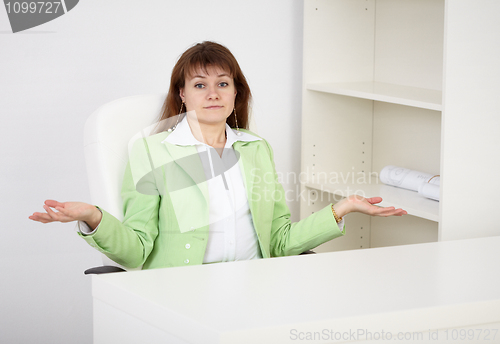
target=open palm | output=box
[347,195,407,217]
[29,200,97,224]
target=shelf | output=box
[304,178,439,222]
[306,81,442,111]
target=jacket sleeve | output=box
[263,140,345,257]
[78,138,161,268]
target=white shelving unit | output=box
[301,0,500,252]
[306,82,442,111]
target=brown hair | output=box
[154,41,251,133]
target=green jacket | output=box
[79,129,344,269]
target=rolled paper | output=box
[418,182,440,201]
[428,176,440,186]
[380,165,439,192]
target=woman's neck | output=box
[186,115,226,148]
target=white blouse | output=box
[162,115,263,263]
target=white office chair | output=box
[82,95,310,273]
[83,94,166,273]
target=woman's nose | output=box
[206,86,220,100]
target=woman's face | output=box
[179,65,237,127]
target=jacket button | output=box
[185,243,191,249]
[184,259,190,264]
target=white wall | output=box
[0,1,304,343]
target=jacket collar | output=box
[159,116,263,213]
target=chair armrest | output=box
[84,253,315,274]
[84,266,127,275]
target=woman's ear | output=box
[179,88,185,102]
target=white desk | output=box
[92,236,500,343]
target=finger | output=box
[44,205,61,220]
[29,212,54,223]
[391,208,407,216]
[32,211,52,220]
[45,199,65,208]
[29,216,50,223]
[378,207,407,217]
[369,205,395,216]
[366,197,383,205]
[55,206,79,221]
[55,206,69,215]
[45,205,75,222]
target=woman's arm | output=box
[261,140,406,257]
[29,138,162,268]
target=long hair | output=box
[154,41,251,134]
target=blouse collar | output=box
[161,114,261,147]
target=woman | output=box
[29,41,407,269]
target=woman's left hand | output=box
[334,195,407,218]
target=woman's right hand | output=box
[29,200,102,229]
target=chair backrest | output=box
[84,94,258,269]
[84,94,166,268]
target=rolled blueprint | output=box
[418,182,440,201]
[380,165,439,192]
[427,176,440,186]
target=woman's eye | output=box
[194,82,229,88]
